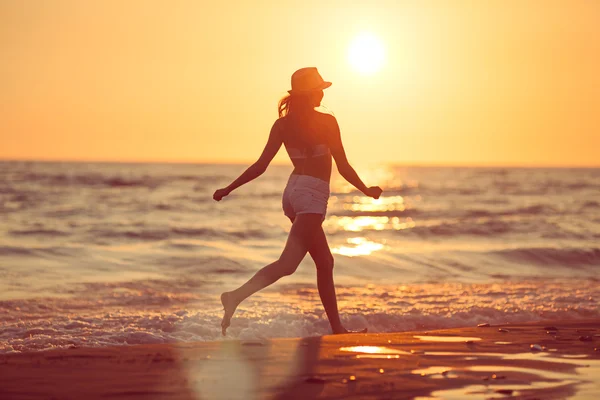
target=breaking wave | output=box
[1,280,597,353]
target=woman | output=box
[213,67,383,336]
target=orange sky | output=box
[1,1,599,166]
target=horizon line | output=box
[0,157,598,169]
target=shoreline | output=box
[1,319,598,399]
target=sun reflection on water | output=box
[342,196,406,212]
[326,216,415,232]
[339,346,409,354]
[332,237,384,257]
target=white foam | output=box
[1,279,598,353]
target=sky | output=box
[1,0,599,167]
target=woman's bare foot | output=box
[220,292,239,336]
[332,327,368,334]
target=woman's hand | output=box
[213,188,231,201]
[364,186,383,199]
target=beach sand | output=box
[1,320,598,399]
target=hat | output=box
[288,67,332,94]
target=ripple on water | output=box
[414,335,482,343]
[412,366,459,379]
[414,352,600,400]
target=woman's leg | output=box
[220,213,323,335]
[307,227,346,334]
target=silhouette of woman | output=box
[213,67,383,335]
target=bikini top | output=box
[281,118,331,160]
[286,143,330,159]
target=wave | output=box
[1,280,597,353]
[0,185,21,195]
[490,180,599,196]
[331,199,581,224]
[490,246,600,267]
[11,171,226,190]
[9,229,70,237]
[407,219,515,237]
[5,308,598,353]
[85,226,278,242]
[331,186,421,198]
[329,209,420,218]
[0,245,87,258]
[580,200,600,210]
[14,172,161,189]
[463,204,559,219]
[174,226,276,240]
[422,180,597,197]
[0,245,33,256]
[563,181,599,191]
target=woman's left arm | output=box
[213,121,283,201]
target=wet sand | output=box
[1,320,598,399]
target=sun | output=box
[348,32,386,75]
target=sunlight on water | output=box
[356,354,402,359]
[414,336,482,343]
[330,216,388,231]
[412,366,458,378]
[339,346,410,355]
[326,216,415,232]
[343,196,406,212]
[415,352,600,400]
[332,165,403,194]
[3,162,600,353]
[332,237,384,257]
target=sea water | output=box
[1,161,598,352]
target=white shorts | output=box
[282,175,330,221]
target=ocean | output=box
[1,161,599,353]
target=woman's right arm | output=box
[213,120,283,201]
[327,116,382,199]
